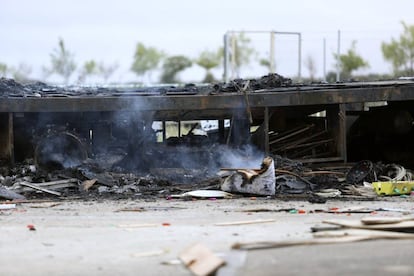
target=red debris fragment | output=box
[162,223,171,226]
[27,224,36,231]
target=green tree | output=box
[83,60,98,75]
[78,60,99,83]
[44,38,77,84]
[259,58,272,72]
[0,62,32,81]
[195,49,222,83]
[227,32,257,77]
[334,41,369,79]
[131,42,164,82]
[382,22,414,75]
[0,63,8,77]
[160,55,192,83]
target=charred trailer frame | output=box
[1,79,414,170]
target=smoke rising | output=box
[213,144,264,170]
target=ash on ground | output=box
[1,151,409,202]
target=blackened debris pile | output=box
[0,78,98,97]
[213,73,292,93]
[0,73,293,98]
[346,160,377,185]
[0,78,30,95]
[346,160,413,185]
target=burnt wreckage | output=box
[1,74,414,182]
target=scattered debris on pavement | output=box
[179,243,225,276]
[214,219,276,226]
[0,186,25,200]
[0,147,413,202]
[372,180,414,195]
[26,224,36,231]
[0,203,16,210]
[232,235,380,250]
[131,249,169,258]
[115,206,187,212]
[81,179,97,192]
[118,223,158,229]
[313,188,342,198]
[170,190,233,199]
[231,214,414,251]
[220,156,275,196]
[323,218,414,231]
[27,202,61,208]
[360,216,414,225]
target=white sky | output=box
[1,0,413,83]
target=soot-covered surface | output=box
[0,73,293,98]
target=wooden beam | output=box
[8,113,14,164]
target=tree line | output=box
[1,22,414,84]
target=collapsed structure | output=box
[1,74,414,192]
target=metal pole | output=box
[270,32,275,73]
[223,33,229,82]
[223,30,302,81]
[323,38,326,82]
[298,33,302,81]
[231,33,237,79]
[336,30,341,82]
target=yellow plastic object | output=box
[372,181,414,196]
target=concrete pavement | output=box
[1,197,413,275]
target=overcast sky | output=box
[1,0,413,83]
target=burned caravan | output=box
[1,74,414,175]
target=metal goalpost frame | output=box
[223,30,302,82]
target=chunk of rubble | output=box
[0,186,25,200]
[179,243,225,276]
[170,190,233,199]
[220,157,275,196]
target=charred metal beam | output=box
[0,84,414,113]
